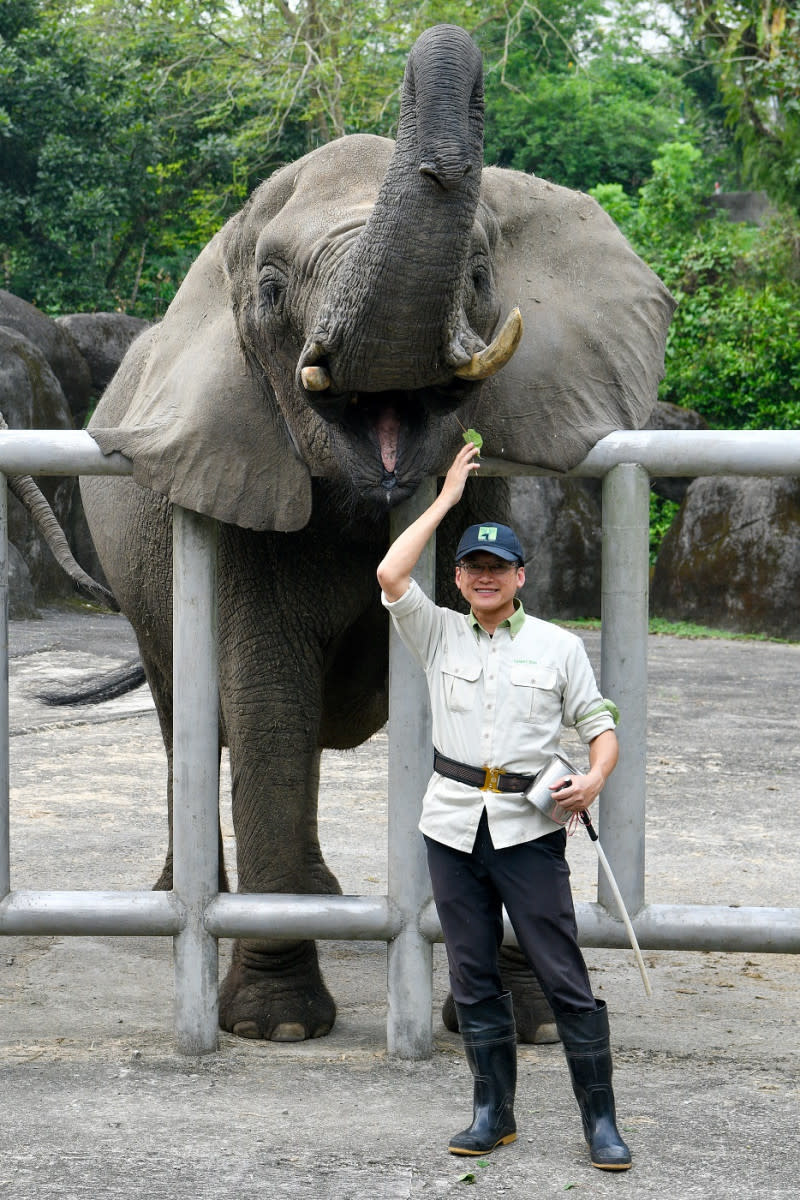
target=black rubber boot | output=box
[448,992,518,1156]
[556,1001,632,1171]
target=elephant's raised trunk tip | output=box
[419,155,473,191]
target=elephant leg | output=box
[215,602,341,1043]
[442,945,559,1044]
[301,746,342,896]
[218,741,339,1042]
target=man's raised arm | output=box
[376,442,480,601]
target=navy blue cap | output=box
[455,523,525,564]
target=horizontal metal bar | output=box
[482,430,800,478]
[3,428,800,481]
[421,899,800,954]
[5,886,794,954]
[574,901,800,953]
[0,889,183,936]
[0,430,132,476]
[204,893,400,941]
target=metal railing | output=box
[0,428,799,1057]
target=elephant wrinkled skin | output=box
[81,24,674,1043]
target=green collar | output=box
[469,598,526,638]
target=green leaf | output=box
[456,1172,477,1184]
[463,428,483,451]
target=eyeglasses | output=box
[457,560,519,576]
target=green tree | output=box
[484,56,693,191]
[591,140,800,432]
[665,1,800,209]
[461,0,699,192]
[0,1,249,314]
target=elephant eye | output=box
[471,257,491,296]
[258,264,288,315]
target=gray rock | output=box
[7,541,38,619]
[512,401,709,620]
[709,190,776,227]
[0,289,92,422]
[512,475,602,620]
[0,326,73,436]
[56,312,151,408]
[651,475,800,638]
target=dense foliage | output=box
[591,141,800,432]
[677,1,800,208]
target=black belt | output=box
[433,750,535,794]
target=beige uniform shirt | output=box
[382,579,616,852]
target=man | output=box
[376,442,631,1171]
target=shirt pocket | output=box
[440,658,482,712]
[509,663,561,722]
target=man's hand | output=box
[439,441,481,509]
[549,770,604,815]
[549,730,618,815]
[377,442,481,602]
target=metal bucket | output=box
[525,752,579,825]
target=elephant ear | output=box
[476,168,676,471]
[89,226,311,532]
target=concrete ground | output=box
[1,606,798,1199]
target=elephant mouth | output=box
[319,384,476,508]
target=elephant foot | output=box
[441,948,560,1045]
[219,939,336,1042]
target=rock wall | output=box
[0,292,149,616]
[651,476,800,639]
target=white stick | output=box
[593,839,653,998]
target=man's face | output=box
[455,552,525,623]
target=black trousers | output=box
[425,808,596,1016]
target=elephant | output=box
[81,23,674,1043]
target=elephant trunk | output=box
[299,25,486,398]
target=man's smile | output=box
[454,552,526,633]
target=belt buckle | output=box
[481,766,505,792]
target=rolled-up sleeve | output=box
[381,578,444,669]
[561,636,618,743]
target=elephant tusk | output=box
[300,364,331,391]
[454,307,523,381]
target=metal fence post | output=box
[599,463,649,915]
[0,478,8,899]
[386,478,436,1058]
[172,505,220,1054]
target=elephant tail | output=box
[37,658,147,707]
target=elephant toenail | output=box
[533,1023,560,1044]
[232,1021,262,1039]
[271,1023,307,1042]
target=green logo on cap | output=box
[478,526,498,542]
